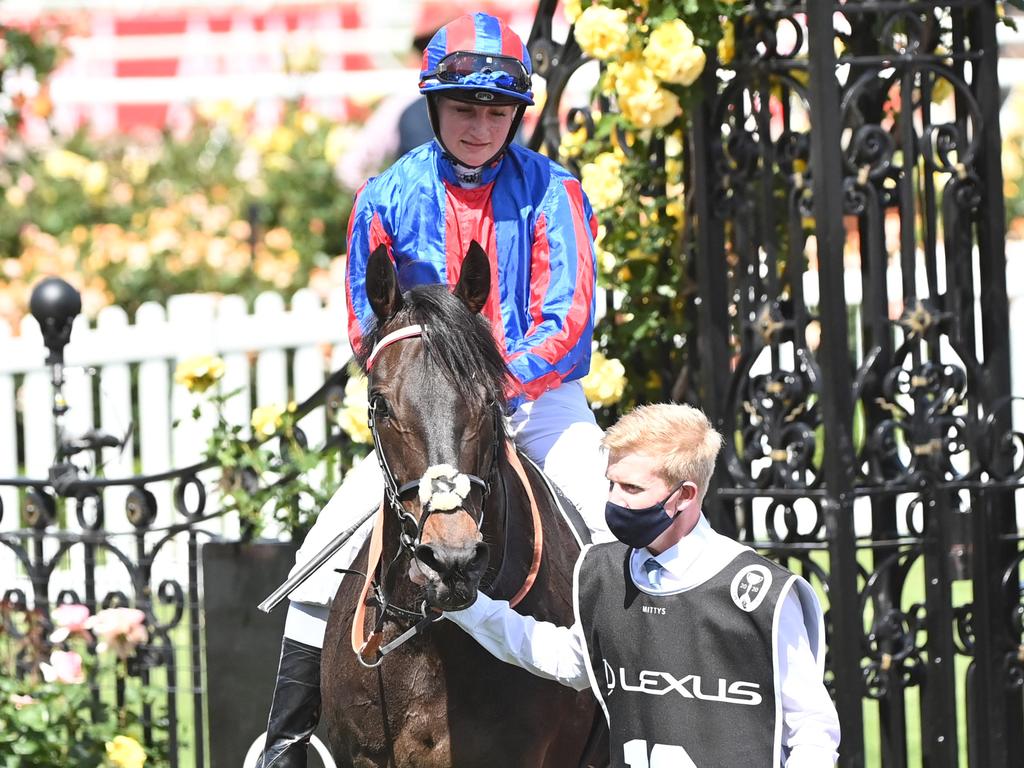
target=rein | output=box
[501,441,544,608]
[350,323,544,667]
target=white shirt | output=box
[446,515,840,766]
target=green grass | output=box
[150,602,202,767]
[799,547,974,765]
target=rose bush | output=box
[173,354,370,538]
[1,26,357,332]
[0,601,165,767]
[562,1,742,420]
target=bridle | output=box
[352,322,505,666]
[352,321,546,664]
[365,323,502,559]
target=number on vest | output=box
[623,739,697,768]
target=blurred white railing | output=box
[0,288,352,576]
[4,244,1024,557]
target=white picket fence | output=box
[4,250,1024,570]
[0,287,355,598]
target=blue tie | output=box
[643,557,663,590]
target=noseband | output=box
[366,323,501,558]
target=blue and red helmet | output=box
[419,13,534,106]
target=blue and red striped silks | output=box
[345,141,598,408]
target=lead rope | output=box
[351,502,388,665]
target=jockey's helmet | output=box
[418,12,533,170]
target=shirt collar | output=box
[642,514,714,582]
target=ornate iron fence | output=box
[527,0,1023,766]
[0,277,353,765]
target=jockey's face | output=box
[436,97,516,167]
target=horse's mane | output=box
[358,284,511,410]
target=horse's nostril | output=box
[416,541,488,578]
[471,542,489,569]
[415,544,443,574]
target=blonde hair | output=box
[602,403,723,497]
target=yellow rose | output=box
[174,355,226,394]
[269,126,296,155]
[616,62,682,129]
[105,735,147,768]
[665,198,684,224]
[251,403,288,438]
[325,124,350,165]
[44,149,91,180]
[643,19,707,86]
[564,0,582,24]
[558,125,588,160]
[931,76,953,104]
[83,161,109,196]
[123,154,151,184]
[338,374,372,444]
[5,185,26,208]
[580,152,624,211]
[295,109,321,134]
[718,20,735,65]
[596,244,617,277]
[574,5,630,61]
[581,351,626,407]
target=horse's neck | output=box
[480,447,543,602]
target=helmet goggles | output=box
[422,51,531,95]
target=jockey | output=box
[255,12,612,767]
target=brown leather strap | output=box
[503,441,543,608]
[351,503,386,660]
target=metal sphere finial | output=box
[29,276,82,364]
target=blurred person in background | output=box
[336,4,451,190]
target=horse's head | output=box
[362,241,507,611]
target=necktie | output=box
[643,557,663,590]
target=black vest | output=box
[575,542,796,768]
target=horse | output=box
[321,242,605,767]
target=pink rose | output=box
[40,650,85,684]
[86,607,149,659]
[49,603,92,643]
[9,693,36,709]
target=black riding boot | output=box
[256,637,322,768]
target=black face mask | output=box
[604,481,686,549]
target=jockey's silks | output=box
[345,141,598,404]
[576,544,799,767]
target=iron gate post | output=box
[806,2,866,764]
[966,2,1021,765]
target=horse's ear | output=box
[454,240,490,315]
[366,244,403,321]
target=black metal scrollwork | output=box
[674,0,1024,761]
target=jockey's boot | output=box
[256,637,322,768]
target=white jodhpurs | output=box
[507,381,612,544]
[285,380,611,617]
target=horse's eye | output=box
[370,394,391,420]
